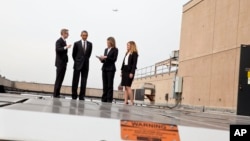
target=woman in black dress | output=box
[121,41,138,105]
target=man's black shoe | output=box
[79,97,85,101]
[53,95,61,98]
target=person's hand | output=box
[66,44,72,48]
[129,73,133,78]
[100,55,107,60]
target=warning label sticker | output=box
[120,120,180,141]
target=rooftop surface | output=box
[1,93,249,141]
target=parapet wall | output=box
[0,75,13,88]
[0,76,123,99]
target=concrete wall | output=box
[132,72,177,104]
[0,76,123,99]
[178,0,250,110]
[14,81,123,99]
[0,75,13,87]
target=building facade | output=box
[178,0,250,110]
[133,0,250,111]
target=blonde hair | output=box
[128,41,138,54]
[107,37,116,48]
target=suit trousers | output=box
[54,66,66,97]
[101,70,115,102]
[72,66,89,100]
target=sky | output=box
[0,0,190,89]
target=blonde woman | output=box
[121,41,138,105]
[99,37,118,103]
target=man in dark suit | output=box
[53,28,71,98]
[72,30,92,100]
[99,37,118,103]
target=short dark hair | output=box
[60,28,68,35]
[81,30,88,35]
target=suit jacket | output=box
[55,37,68,67]
[121,52,138,74]
[72,40,92,70]
[101,47,118,71]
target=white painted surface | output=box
[0,108,229,141]
[178,126,229,141]
[0,109,121,141]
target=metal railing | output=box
[135,64,178,79]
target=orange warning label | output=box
[120,120,180,141]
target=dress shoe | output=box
[79,97,85,101]
[53,95,61,98]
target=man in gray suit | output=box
[53,28,71,98]
[72,30,92,100]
